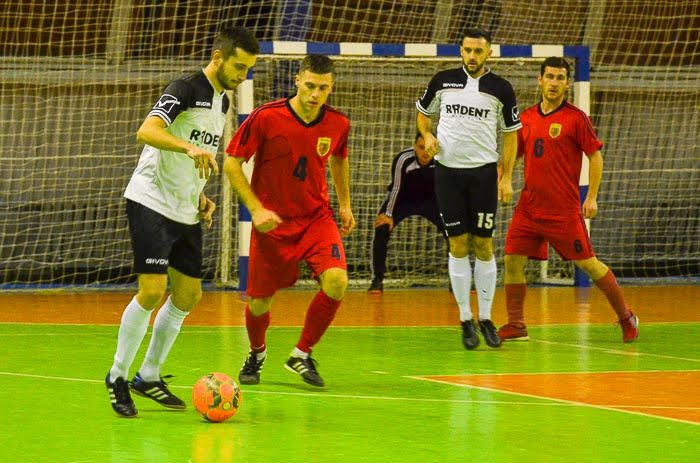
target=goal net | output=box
[0,1,697,288]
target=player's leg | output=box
[574,256,638,342]
[238,295,274,385]
[130,220,204,409]
[468,163,500,347]
[286,215,346,386]
[498,209,546,341]
[240,230,297,384]
[434,163,479,349]
[107,200,173,417]
[369,198,392,293]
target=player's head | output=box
[211,27,259,90]
[294,55,335,115]
[538,57,571,105]
[413,132,430,166]
[460,28,492,77]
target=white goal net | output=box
[0,1,697,288]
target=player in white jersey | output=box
[106,27,259,418]
[416,28,520,350]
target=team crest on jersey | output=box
[316,137,332,156]
[549,123,562,138]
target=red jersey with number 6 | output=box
[226,97,350,219]
[516,100,603,216]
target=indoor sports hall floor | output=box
[1,285,698,462]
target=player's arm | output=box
[329,155,356,236]
[416,112,438,158]
[137,116,218,180]
[582,150,603,219]
[222,156,282,233]
[498,130,517,202]
[198,191,215,229]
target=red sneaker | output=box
[497,323,529,341]
[619,313,639,343]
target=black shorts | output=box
[434,162,498,238]
[126,199,203,278]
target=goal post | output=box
[228,42,592,291]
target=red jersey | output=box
[226,98,350,220]
[516,100,603,216]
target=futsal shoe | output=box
[619,312,639,343]
[105,373,138,418]
[368,280,383,294]
[461,320,480,350]
[285,352,324,387]
[497,323,529,341]
[129,373,186,409]
[239,350,266,385]
[478,319,502,348]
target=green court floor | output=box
[0,323,698,462]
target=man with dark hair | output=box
[416,28,521,350]
[106,27,259,418]
[368,132,445,294]
[499,57,639,343]
[224,54,355,388]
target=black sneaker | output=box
[461,320,480,350]
[129,372,186,409]
[285,353,325,387]
[368,280,383,294]
[239,351,266,385]
[479,319,502,348]
[105,373,138,418]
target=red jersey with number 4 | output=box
[226,98,350,219]
[516,100,603,216]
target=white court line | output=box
[0,370,580,407]
[422,368,700,377]
[533,339,700,363]
[407,375,699,426]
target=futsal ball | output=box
[192,372,242,422]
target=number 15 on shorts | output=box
[477,212,494,229]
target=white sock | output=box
[448,253,472,322]
[474,256,497,321]
[110,297,153,381]
[255,350,267,361]
[291,347,309,358]
[138,296,189,382]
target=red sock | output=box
[296,290,341,353]
[594,270,631,320]
[245,305,270,353]
[505,283,526,326]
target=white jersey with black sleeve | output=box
[124,69,229,224]
[416,66,521,169]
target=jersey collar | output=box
[537,99,568,117]
[285,97,326,128]
[200,69,225,95]
[462,66,491,80]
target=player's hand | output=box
[497,164,504,184]
[374,213,394,231]
[252,208,283,233]
[198,194,216,229]
[498,177,513,203]
[187,146,219,180]
[582,197,598,219]
[339,206,356,236]
[424,134,439,158]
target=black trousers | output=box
[371,197,446,281]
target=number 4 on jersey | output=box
[293,156,308,181]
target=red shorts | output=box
[247,209,346,298]
[505,208,595,260]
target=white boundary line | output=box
[407,375,699,426]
